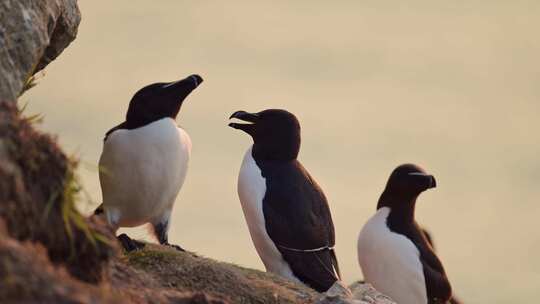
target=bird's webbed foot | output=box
[163,242,185,252]
[117,233,146,252]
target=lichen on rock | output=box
[0,0,115,286]
[125,244,317,303]
[0,0,81,102]
[315,281,396,304]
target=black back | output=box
[229,109,340,292]
[378,164,452,303]
[257,158,340,292]
[104,74,203,141]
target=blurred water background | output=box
[24,1,539,302]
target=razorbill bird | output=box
[94,74,203,251]
[229,109,340,292]
[357,164,452,304]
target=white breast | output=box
[237,146,299,282]
[357,207,427,304]
[99,118,191,227]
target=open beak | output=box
[228,111,259,135]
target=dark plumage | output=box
[422,228,463,304]
[378,164,451,303]
[103,74,202,141]
[358,164,452,304]
[230,109,340,292]
[95,74,203,252]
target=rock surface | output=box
[0,0,81,102]
[0,221,229,304]
[0,220,115,304]
[0,100,115,283]
[349,282,396,304]
[124,244,317,303]
[316,281,396,304]
[0,0,113,285]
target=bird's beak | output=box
[409,172,437,189]
[162,74,204,101]
[429,175,437,188]
[228,111,259,135]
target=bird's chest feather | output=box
[99,118,190,221]
[237,147,270,247]
[358,207,427,304]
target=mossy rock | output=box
[0,101,116,283]
[125,244,318,304]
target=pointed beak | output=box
[429,175,437,188]
[228,111,259,134]
[188,74,203,89]
[408,172,437,190]
[162,74,204,100]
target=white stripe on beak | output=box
[190,75,199,86]
[162,80,181,89]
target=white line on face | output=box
[190,75,199,86]
[408,172,428,176]
[162,80,181,88]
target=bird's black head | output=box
[125,74,203,128]
[377,163,437,210]
[229,109,301,161]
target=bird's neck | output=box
[377,191,417,224]
[251,144,299,162]
[126,114,177,130]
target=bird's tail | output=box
[280,245,341,292]
[312,248,341,281]
[328,248,341,279]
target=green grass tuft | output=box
[18,75,39,97]
[54,158,112,259]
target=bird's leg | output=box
[93,206,145,252]
[152,210,185,252]
[117,233,146,252]
[93,203,105,215]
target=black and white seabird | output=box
[95,74,203,251]
[229,109,340,292]
[357,164,452,304]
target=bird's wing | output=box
[420,248,452,303]
[422,259,452,303]
[104,121,128,141]
[260,160,339,292]
[415,230,452,303]
[420,228,456,304]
